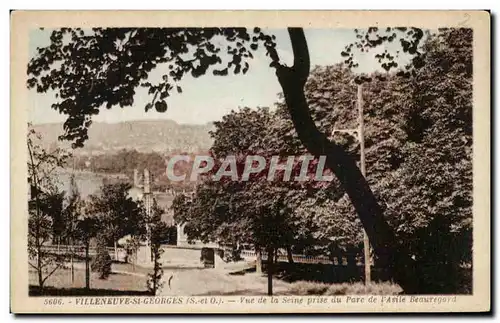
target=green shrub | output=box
[325,282,402,295]
[91,244,112,279]
[325,284,348,295]
[288,281,330,295]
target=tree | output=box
[374,28,473,293]
[28,26,460,293]
[75,216,99,290]
[87,182,147,258]
[91,239,112,279]
[272,29,472,291]
[180,28,472,293]
[27,127,70,291]
[174,107,332,295]
[270,64,403,259]
[62,173,84,283]
[208,107,332,255]
[123,235,142,272]
[146,199,169,295]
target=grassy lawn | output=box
[112,262,153,275]
[29,262,151,296]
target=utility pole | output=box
[358,84,371,284]
[332,83,371,284]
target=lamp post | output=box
[331,83,371,284]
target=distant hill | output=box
[32,120,215,155]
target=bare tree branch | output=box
[41,263,64,285]
[28,261,38,270]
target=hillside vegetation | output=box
[32,120,214,155]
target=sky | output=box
[28,28,407,125]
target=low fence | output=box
[40,244,212,263]
[239,249,362,266]
[40,244,363,266]
[40,245,126,262]
[161,245,362,266]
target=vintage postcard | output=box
[10,10,490,313]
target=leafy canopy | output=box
[28,26,428,149]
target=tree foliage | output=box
[341,27,427,74]
[175,28,472,293]
[173,107,327,252]
[91,239,112,279]
[28,26,473,294]
[61,174,85,245]
[278,28,472,268]
[284,29,472,291]
[27,27,276,147]
[86,182,147,246]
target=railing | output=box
[40,244,362,266]
[40,245,126,261]
[240,249,361,265]
[160,243,217,251]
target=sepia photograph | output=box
[10,10,490,313]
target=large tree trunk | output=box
[274,28,422,294]
[267,247,274,296]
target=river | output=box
[55,169,129,198]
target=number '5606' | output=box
[44,298,63,305]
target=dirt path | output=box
[159,268,291,296]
